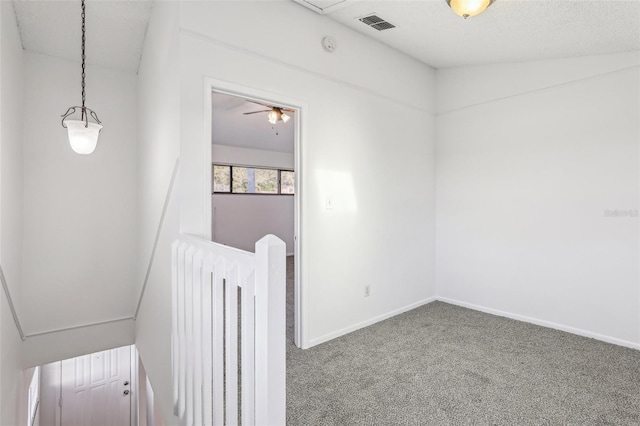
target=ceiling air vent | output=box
[358,14,396,31]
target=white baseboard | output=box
[305,295,640,351]
[437,297,640,351]
[308,296,437,348]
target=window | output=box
[232,167,278,194]
[213,165,231,192]
[281,170,295,194]
[213,164,294,195]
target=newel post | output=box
[254,234,286,425]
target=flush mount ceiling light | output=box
[446,0,494,19]
[243,101,294,125]
[61,0,102,155]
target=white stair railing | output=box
[172,234,286,426]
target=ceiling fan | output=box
[243,101,294,124]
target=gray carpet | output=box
[285,258,640,425]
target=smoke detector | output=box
[322,36,336,52]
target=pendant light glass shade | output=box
[265,107,292,125]
[268,110,279,124]
[65,120,103,155]
[447,0,494,18]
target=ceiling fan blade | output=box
[247,100,273,109]
[243,110,271,115]
[246,100,295,113]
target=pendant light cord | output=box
[60,0,101,129]
[81,0,86,120]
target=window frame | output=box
[212,163,295,196]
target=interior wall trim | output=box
[437,64,640,117]
[437,296,640,351]
[134,158,180,320]
[0,264,26,341]
[24,316,133,339]
[179,28,435,115]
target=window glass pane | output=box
[232,167,248,193]
[281,171,295,194]
[232,167,278,194]
[255,168,278,194]
[213,165,230,192]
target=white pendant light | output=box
[281,113,290,123]
[61,0,102,155]
[446,0,494,19]
[64,120,103,155]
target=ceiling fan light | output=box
[447,0,493,19]
[268,110,278,124]
[65,120,102,155]
[281,113,290,123]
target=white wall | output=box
[212,144,295,253]
[137,358,165,426]
[180,1,436,346]
[133,2,180,425]
[436,52,640,348]
[0,0,24,316]
[0,2,25,425]
[212,144,293,170]
[22,319,135,369]
[39,361,60,426]
[1,294,23,426]
[20,51,137,364]
[135,2,436,424]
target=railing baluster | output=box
[185,247,195,426]
[212,258,225,425]
[225,263,239,425]
[171,234,285,426]
[177,243,187,424]
[202,253,214,426]
[193,251,204,426]
[171,241,181,416]
[242,271,256,425]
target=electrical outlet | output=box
[364,285,370,297]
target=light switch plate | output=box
[325,196,334,210]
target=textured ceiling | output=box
[212,93,295,154]
[12,0,152,73]
[321,0,640,68]
[12,1,639,73]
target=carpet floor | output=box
[285,258,640,425]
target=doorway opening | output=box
[207,84,304,348]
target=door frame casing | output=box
[203,78,307,348]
